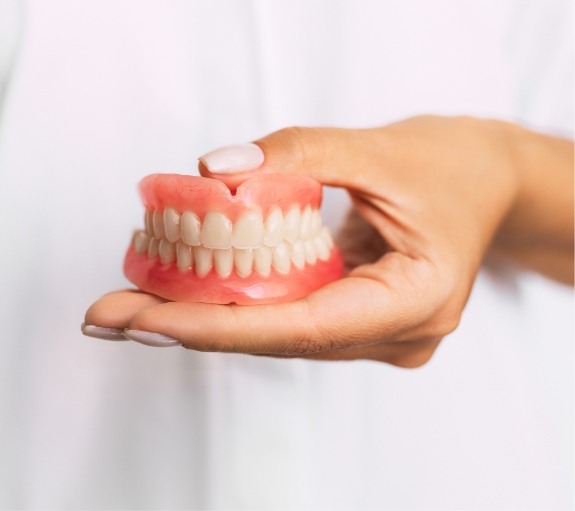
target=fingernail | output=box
[124,329,182,347]
[81,323,128,341]
[199,143,264,174]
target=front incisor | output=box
[214,248,233,277]
[232,211,265,249]
[202,212,232,249]
[235,248,254,277]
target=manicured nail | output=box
[81,323,128,341]
[199,143,264,174]
[124,329,182,347]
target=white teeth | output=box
[232,211,265,248]
[234,248,254,278]
[159,238,175,265]
[139,206,333,274]
[254,246,272,277]
[291,240,306,270]
[214,248,233,278]
[181,212,202,246]
[299,205,313,240]
[153,210,165,239]
[314,237,330,261]
[148,238,159,260]
[284,206,301,244]
[320,227,334,249]
[145,210,155,237]
[264,207,285,247]
[310,209,322,237]
[304,239,317,265]
[133,231,149,254]
[202,211,232,249]
[176,242,193,271]
[163,207,181,243]
[272,241,291,274]
[194,246,212,278]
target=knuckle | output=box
[387,343,439,369]
[274,126,323,169]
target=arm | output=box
[83,116,574,366]
[493,124,573,284]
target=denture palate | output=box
[132,205,335,278]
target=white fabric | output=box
[0,1,572,509]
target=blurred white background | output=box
[0,1,572,509]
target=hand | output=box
[83,116,573,366]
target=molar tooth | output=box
[202,211,232,249]
[272,242,291,274]
[133,231,149,254]
[147,238,159,260]
[299,205,313,240]
[264,207,285,247]
[176,242,193,272]
[145,210,154,237]
[310,209,322,237]
[153,210,165,239]
[181,212,202,246]
[254,246,272,277]
[320,227,334,249]
[194,246,212,278]
[304,239,317,265]
[234,248,254,278]
[284,206,301,244]
[314,237,330,261]
[291,240,306,270]
[163,207,181,243]
[214,249,233,278]
[159,239,175,265]
[232,211,265,248]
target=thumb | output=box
[198,127,372,190]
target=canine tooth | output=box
[299,205,313,240]
[264,207,285,247]
[284,206,301,244]
[320,227,334,249]
[254,246,272,277]
[194,246,212,278]
[176,242,193,271]
[181,212,202,246]
[314,237,330,261]
[153,210,165,239]
[234,248,254,278]
[163,207,181,243]
[145,210,154,237]
[291,240,306,270]
[133,231,149,254]
[214,249,233,278]
[232,211,264,248]
[148,238,159,259]
[272,242,291,274]
[159,239,175,265]
[202,211,232,249]
[304,239,317,265]
[310,209,322,236]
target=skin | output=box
[84,116,574,367]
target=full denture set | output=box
[124,173,343,304]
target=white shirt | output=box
[0,1,572,509]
